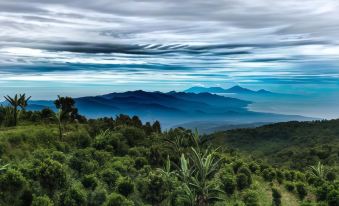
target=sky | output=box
[0,0,339,118]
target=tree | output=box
[40,108,55,123]
[55,109,63,140]
[4,94,31,126]
[54,95,79,123]
[152,120,161,133]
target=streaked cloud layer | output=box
[1,0,339,100]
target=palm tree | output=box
[309,161,325,180]
[176,148,223,206]
[4,94,31,126]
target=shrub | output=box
[238,166,252,184]
[137,172,169,205]
[221,174,236,195]
[316,184,332,201]
[0,168,27,193]
[37,159,67,192]
[262,168,275,182]
[232,161,244,173]
[243,190,259,206]
[326,171,336,182]
[0,168,27,204]
[295,182,307,200]
[31,195,54,206]
[100,168,120,189]
[81,174,98,190]
[276,170,284,184]
[237,173,250,190]
[249,162,260,173]
[134,157,148,170]
[284,181,295,192]
[88,187,107,206]
[272,187,281,206]
[104,192,134,206]
[116,176,134,197]
[122,127,146,146]
[61,184,87,206]
[328,189,339,206]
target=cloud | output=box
[0,0,339,96]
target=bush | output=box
[69,150,98,174]
[249,162,260,173]
[81,174,98,190]
[88,187,107,206]
[134,157,148,170]
[61,184,87,206]
[262,168,275,182]
[316,184,332,201]
[238,166,252,184]
[137,172,169,205]
[0,168,27,193]
[31,195,54,206]
[0,168,27,204]
[37,159,67,192]
[237,173,250,190]
[100,168,120,189]
[105,192,134,206]
[326,171,336,182]
[284,181,295,192]
[272,187,281,206]
[295,182,307,200]
[116,176,134,197]
[122,127,146,147]
[221,174,236,195]
[328,189,339,206]
[243,190,259,206]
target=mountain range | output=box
[184,85,275,95]
[18,90,314,131]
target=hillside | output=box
[210,119,339,170]
[1,118,337,206]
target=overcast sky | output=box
[1,0,339,102]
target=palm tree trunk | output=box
[58,121,62,141]
[13,107,17,126]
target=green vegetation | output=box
[0,94,338,205]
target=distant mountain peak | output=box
[256,89,273,94]
[226,85,254,93]
[184,85,276,95]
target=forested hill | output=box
[210,119,339,170]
